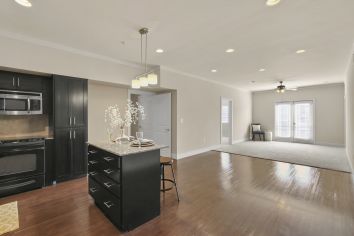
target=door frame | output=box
[220,97,233,145]
[274,100,315,144]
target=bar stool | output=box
[160,157,180,201]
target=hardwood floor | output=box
[1,151,354,236]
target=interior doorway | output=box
[275,100,314,143]
[129,90,172,157]
[220,97,233,145]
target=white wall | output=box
[160,68,252,158]
[0,34,252,159]
[88,81,128,143]
[253,83,345,146]
[345,53,354,171]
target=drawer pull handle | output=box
[89,171,98,176]
[89,187,97,193]
[103,169,114,174]
[104,182,114,188]
[89,150,98,154]
[103,201,114,209]
[89,160,98,165]
[104,157,115,162]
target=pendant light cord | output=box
[145,33,148,73]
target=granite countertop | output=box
[89,142,168,157]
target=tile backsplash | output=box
[0,115,50,139]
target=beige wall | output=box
[88,81,128,143]
[253,83,345,146]
[345,53,354,171]
[160,68,252,157]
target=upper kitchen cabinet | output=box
[0,70,43,92]
[53,75,88,129]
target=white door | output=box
[275,101,314,143]
[293,101,314,143]
[275,102,293,141]
[220,97,233,145]
[151,93,172,157]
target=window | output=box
[275,101,314,143]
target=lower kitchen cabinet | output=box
[54,128,87,182]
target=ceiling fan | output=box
[276,81,298,93]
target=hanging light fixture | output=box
[276,81,286,93]
[131,28,159,89]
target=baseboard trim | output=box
[177,144,223,159]
[315,142,345,147]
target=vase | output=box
[116,127,129,144]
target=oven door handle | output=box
[0,147,45,154]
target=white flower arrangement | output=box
[104,100,145,138]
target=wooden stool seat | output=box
[160,156,173,165]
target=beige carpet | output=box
[215,141,351,172]
[0,201,19,235]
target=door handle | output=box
[89,171,98,176]
[103,169,114,174]
[89,187,97,193]
[103,201,114,209]
[69,130,72,139]
[73,130,76,139]
[12,77,15,87]
[103,157,115,162]
[104,182,114,188]
[70,116,72,126]
[17,77,20,87]
[74,116,76,125]
[27,98,30,113]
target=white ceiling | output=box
[0,0,354,91]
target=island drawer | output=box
[89,177,121,227]
[88,147,121,170]
[88,172,120,198]
[88,161,121,183]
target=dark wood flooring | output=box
[1,151,354,236]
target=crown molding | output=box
[160,66,248,92]
[0,29,143,69]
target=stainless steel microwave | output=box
[0,90,42,115]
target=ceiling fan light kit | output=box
[131,28,160,89]
[276,81,286,93]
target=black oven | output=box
[0,139,45,197]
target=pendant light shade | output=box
[131,79,141,89]
[148,73,158,85]
[139,76,149,87]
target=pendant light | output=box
[131,28,159,89]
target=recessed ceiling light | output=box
[14,0,32,7]
[155,49,164,53]
[296,49,306,54]
[259,68,266,72]
[225,49,235,53]
[266,0,281,6]
[211,69,217,73]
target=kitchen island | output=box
[88,142,166,231]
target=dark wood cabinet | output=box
[54,129,72,181]
[54,75,87,128]
[53,75,88,182]
[72,127,88,176]
[0,71,43,91]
